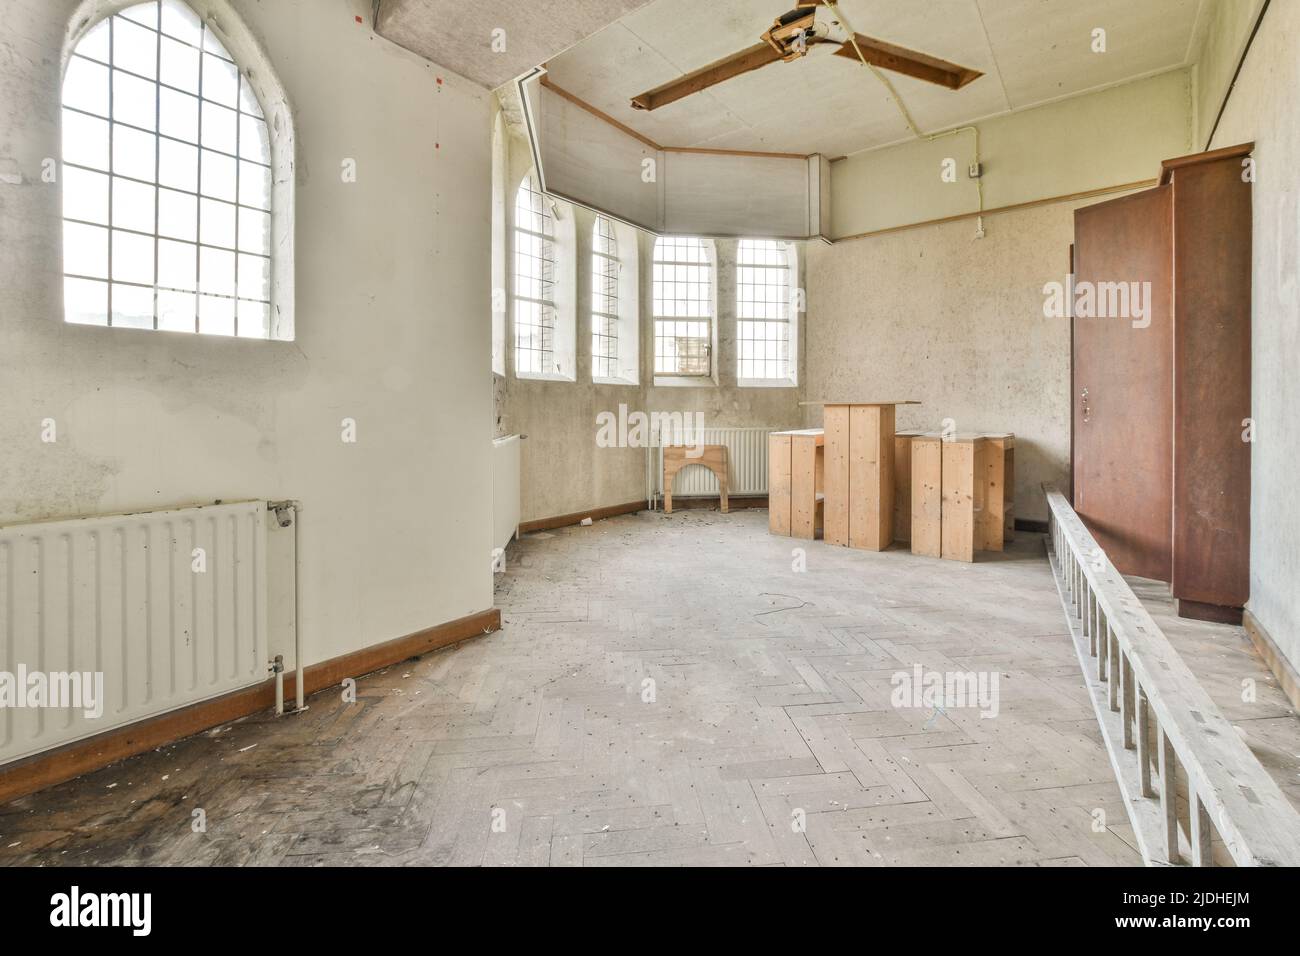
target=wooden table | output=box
[664,445,728,514]
[802,401,920,551]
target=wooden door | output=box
[1072,186,1174,581]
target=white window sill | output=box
[653,376,717,388]
[738,378,798,389]
[593,376,639,387]
[515,371,576,383]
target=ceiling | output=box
[542,0,1208,157]
[375,0,657,90]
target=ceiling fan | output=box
[630,0,982,112]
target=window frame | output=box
[590,214,639,386]
[735,238,799,388]
[652,235,717,386]
[59,0,294,340]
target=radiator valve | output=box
[269,501,295,528]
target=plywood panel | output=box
[848,405,893,551]
[768,434,791,536]
[911,437,942,558]
[941,439,982,563]
[893,433,918,543]
[823,406,850,546]
[980,434,1010,552]
[791,432,819,539]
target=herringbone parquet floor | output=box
[0,510,1144,866]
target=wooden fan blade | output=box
[834,34,982,90]
[631,43,784,111]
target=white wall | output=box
[1198,0,1300,673]
[0,0,494,667]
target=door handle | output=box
[1081,387,1091,424]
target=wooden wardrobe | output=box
[1071,144,1252,624]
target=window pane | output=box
[65,277,109,325]
[111,282,155,328]
[160,36,200,94]
[159,87,199,142]
[199,245,235,296]
[158,238,196,291]
[239,78,264,119]
[238,207,269,255]
[112,176,155,234]
[203,53,239,108]
[113,18,158,80]
[158,187,197,240]
[63,109,110,171]
[64,57,110,117]
[63,166,109,225]
[112,123,156,181]
[158,138,198,192]
[161,0,202,45]
[199,197,236,248]
[199,293,235,335]
[238,160,271,210]
[237,253,269,301]
[200,102,237,154]
[237,299,269,338]
[239,113,269,164]
[77,19,111,64]
[120,2,159,30]
[157,289,196,332]
[63,221,108,278]
[113,69,157,131]
[112,229,154,284]
[200,149,236,201]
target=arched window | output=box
[513,172,557,375]
[653,236,714,378]
[61,0,288,338]
[736,239,798,385]
[591,216,619,379]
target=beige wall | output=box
[0,0,494,667]
[803,199,1092,523]
[831,69,1193,239]
[1197,0,1300,673]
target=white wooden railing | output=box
[1044,484,1300,867]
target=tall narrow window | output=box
[61,0,276,337]
[513,172,556,375]
[653,236,713,377]
[591,216,619,379]
[737,239,795,383]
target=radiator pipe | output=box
[272,655,284,716]
[291,500,305,713]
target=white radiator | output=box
[648,426,778,502]
[0,501,269,766]
[492,434,521,554]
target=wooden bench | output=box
[768,429,824,539]
[663,444,729,514]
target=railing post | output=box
[1108,630,1121,712]
[1121,654,1135,749]
[1159,728,1179,864]
[1137,687,1153,798]
[1097,616,1109,681]
[1191,790,1214,867]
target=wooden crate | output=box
[825,404,896,551]
[979,433,1015,550]
[910,435,942,558]
[768,433,792,536]
[941,436,987,563]
[769,429,824,539]
[893,430,924,543]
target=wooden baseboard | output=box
[1244,608,1300,711]
[667,495,768,512]
[1177,598,1244,626]
[519,500,643,533]
[0,607,501,806]
[1014,517,1049,534]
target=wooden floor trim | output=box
[0,607,501,806]
[519,501,645,533]
[1244,608,1300,711]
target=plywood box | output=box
[768,433,792,536]
[910,435,942,558]
[769,429,824,539]
[893,430,924,543]
[941,436,987,563]
[980,433,1015,550]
